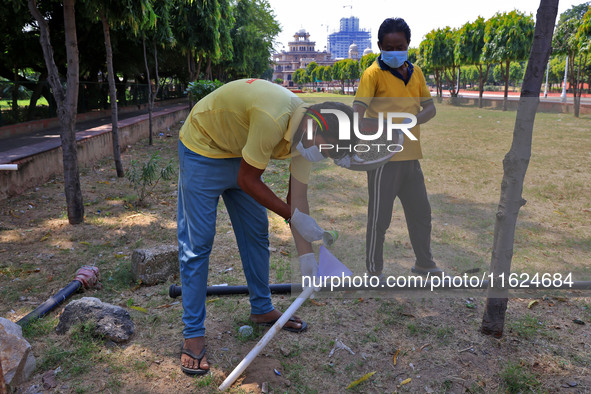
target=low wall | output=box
[0,104,189,200]
[0,98,187,140]
[439,96,591,114]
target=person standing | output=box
[352,18,443,278]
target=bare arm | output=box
[416,100,436,124]
[237,159,290,219]
[287,175,314,255]
[237,159,313,255]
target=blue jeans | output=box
[177,140,274,339]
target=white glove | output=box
[290,208,324,242]
[298,253,318,277]
[334,155,352,168]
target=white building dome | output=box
[348,42,358,51]
[363,47,373,56]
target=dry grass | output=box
[1,102,590,393]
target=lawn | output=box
[1,101,590,393]
[0,98,49,109]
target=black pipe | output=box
[17,280,82,327]
[170,279,591,299]
[169,284,296,298]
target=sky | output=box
[266,0,583,53]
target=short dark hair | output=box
[305,102,358,159]
[378,18,411,45]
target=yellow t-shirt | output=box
[354,59,432,161]
[179,79,311,183]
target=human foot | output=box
[180,337,209,375]
[250,309,308,333]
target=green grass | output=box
[508,314,548,340]
[39,322,107,377]
[0,97,49,109]
[501,361,540,393]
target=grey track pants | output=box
[366,160,436,274]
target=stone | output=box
[0,317,36,387]
[55,297,134,343]
[131,245,178,285]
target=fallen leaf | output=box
[392,349,400,366]
[527,300,538,309]
[79,241,91,246]
[420,343,431,351]
[40,232,51,242]
[400,378,412,386]
[205,298,220,304]
[130,306,147,313]
[309,299,325,306]
[346,371,376,389]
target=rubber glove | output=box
[334,155,352,168]
[290,208,324,242]
[298,253,318,277]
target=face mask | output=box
[296,123,326,162]
[381,50,408,69]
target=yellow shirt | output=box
[179,79,311,183]
[354,60,432,161]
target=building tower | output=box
[348,42,359,59]
[327,16,371,60]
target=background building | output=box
[328,17,371,60]
[272,29,335,87]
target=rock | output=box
[56,297,135,343]
[0,317,36,387]
[280,346,291,357]
[131,245,178,285]
[42,370,57,390]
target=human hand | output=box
[298,253,318,277]
[290,208,324,242]
[334,155,352,168]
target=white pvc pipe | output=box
[218,286,316,391]
[0,164,18,171]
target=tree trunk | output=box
[12,66,19,115]
[195,56,202,82]
[100,11,124,177]
[205,57,212,80]
[26,72,47,120]
[481,0,558,338]
[142,34,153,146]
[573,54,584,118]
[153,42,161,105]
[28,0,84,225]
[503,60,510,111]
[478,64,491,108]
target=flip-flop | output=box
[180,341,209,376]
[256,317,308,333]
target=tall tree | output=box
[483,11,535,110]
[456,17,491,107]
[141,0,172,145]
[28,0,84,224]
[553,3,591,117]
[292,68,307,89]
[480,0,559,338]
[359,52,378,71]
[227,0,280,79]
[419,28,448,98]
[442,27,460,97]
[81,0,152,176]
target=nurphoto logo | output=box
[307,109,419,154]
